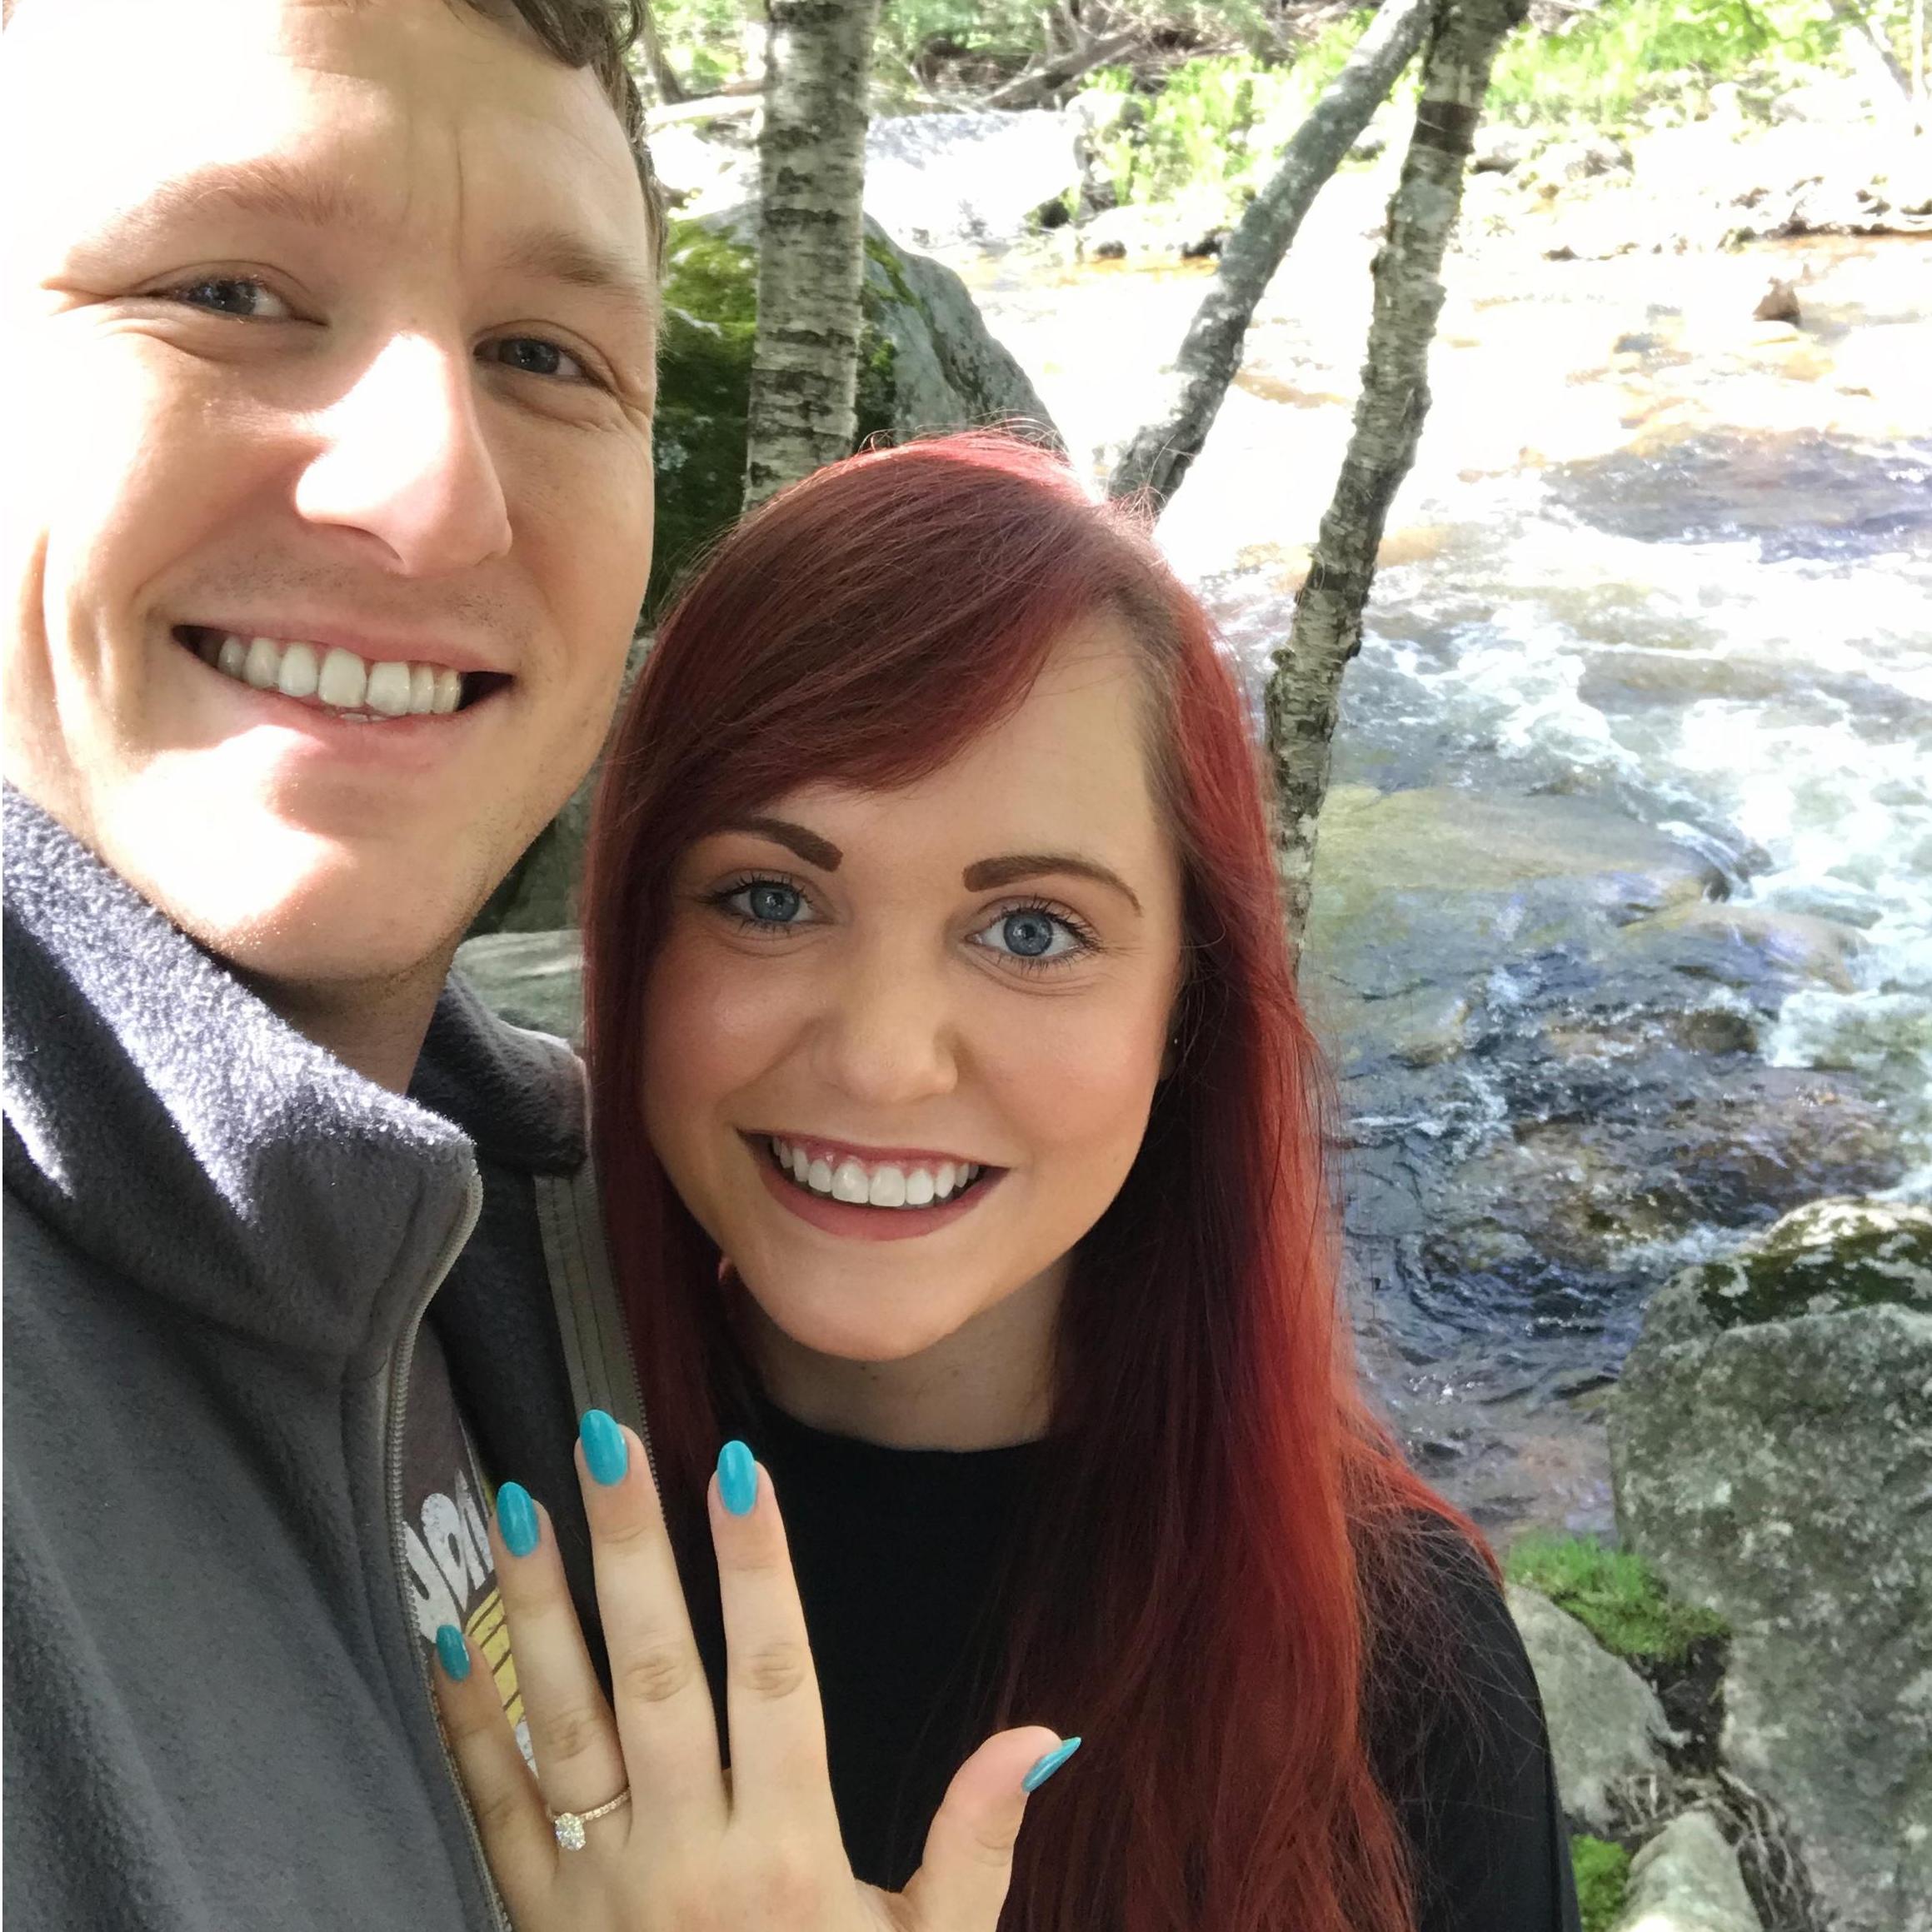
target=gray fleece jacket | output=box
[2,789,637,1931]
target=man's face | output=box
[1,0,656,989]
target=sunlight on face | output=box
[641,617,1187,1440]
[0,0,656,991]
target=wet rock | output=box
[1508,1584,1678,1834]
[1610,1201,1932,1932]
[1303,786,1722,1007]
[455,930,584,1043]
[1603,902,1862,1003]
[1471,126,1533,174]
[1613,1809,1763,1932]
[1752,278,1801,325]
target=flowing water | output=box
[885,128,1932,1535]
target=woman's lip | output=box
[752,1130,999,1170]
[752,1148,1002,1243]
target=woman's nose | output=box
[811,951,959,1108]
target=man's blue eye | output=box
[487,337,584,381]
[171,277,289,319]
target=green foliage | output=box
[1571,1835,1633,1932]
[1505,1532,1729,1663]
[637,0,758,97]
[1485,0,1844,124]
[1077,12,1392,209]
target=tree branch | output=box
[1262,0,1528,948]
[1105,0,1440,511]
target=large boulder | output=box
[1610,1200,1932,1932]
[649,203,1055,617]
[1507,1583,1677,1834]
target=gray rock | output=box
[1610,1201,1932,1932]
[1507,1584,1677,1833]
[1613,1809,1763,1932]
[455,930,584,1043]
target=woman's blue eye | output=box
[974,906,1085,962]
[736,881,804,926]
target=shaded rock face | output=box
[1508,1583,1677,1834]
[1300,787,1905,1526]
[454,931,584,1043]
[1609,1201,1932,1932]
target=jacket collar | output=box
[2,788,575,1361]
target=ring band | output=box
[551,1786,632,1850]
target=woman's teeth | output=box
[769,1137,982,1210]
[192,630,463,717]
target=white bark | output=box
[1263,0,1526,948]
[743,0,883,507]
[1105,0,1440,511]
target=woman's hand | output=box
[433,1417,1071,1931]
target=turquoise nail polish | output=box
[497,1480,540,1558]
[717,1439,758,1517]
[1021,1737,1082,1794]
[581,1408,628,1487]
[435,1625,471,1682]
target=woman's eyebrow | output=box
[716,816,843,871]
[962,853,1142,915]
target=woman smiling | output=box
[436,432,1580,1931]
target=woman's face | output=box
[641,613,1186,1380]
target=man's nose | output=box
[813,949,961,1109]
[294,332,512,576]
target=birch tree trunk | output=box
[1264,0,1526,948]
[742,0,881,507]
[1106,0,1439,511]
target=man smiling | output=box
[2,0,657,1923]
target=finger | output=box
[897,1727,1071,1932]
[575,1415,728,1840]
[491,1480,630,1832]
[708,1443,836,1830]
[432,1625,557,1918]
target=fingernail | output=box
[580,1408,628,1486]
[1021,1736,1082,1793]
[497,1480,541,1558]
[716,1439,758,1517]
[434,1625,471,1682]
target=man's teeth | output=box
[770,1137,982,1209]
[200,632,462,716]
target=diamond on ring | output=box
[550,1786,631,1851]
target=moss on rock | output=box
[1506,1532,1726,1662]
[1690,1197,1932,1329]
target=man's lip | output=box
[747,1130,1001,1171]
[177,620,510,678]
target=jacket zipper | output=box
[382,1165,512,1932]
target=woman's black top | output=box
[702,1391,1580,1930]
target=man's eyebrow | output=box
[85,159,657,319]
[501,228,658,320]
[91,158,377,247]
[716,816,843,871]
[962,853,1143,915]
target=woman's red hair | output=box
[582,432,1481,1932]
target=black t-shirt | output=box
[708,1390,1580,1930]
